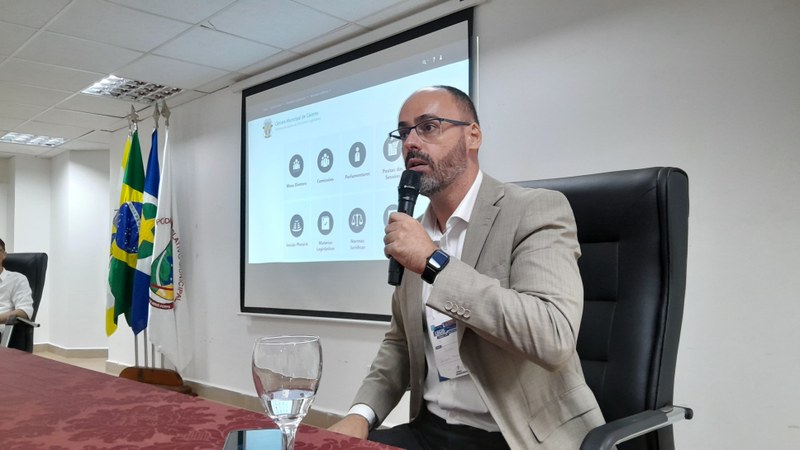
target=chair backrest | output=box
[517,167,689,450]
[3,252,49,351]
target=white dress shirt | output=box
[419,171,499,431]
[0,269,34,334]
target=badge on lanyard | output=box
[426,307,469,381]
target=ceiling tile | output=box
[294,0,410,22]
[0,0,71,28]
[154,26,280,71]
[80,129,113,144]
[194,73,244,94]
[356,0,444,28]
[57,140,111,151]
[0,81,71,108]
[209,0,347,49]
[108,0,237,24]
[290,23,367,55]
[105,116,132,133]
[36,109,123,130]
[48,0,191,52]
[116,54,228,90]
[0,117,23,130]
[0,59,104,92]
[16,121,93,140]
[153,89,207,109]
[0,102,48,121]
[0,22,36,56]
[239,50,302,77]
[58,129,113,150]
[17,32,144,74]
[57,94,138,118]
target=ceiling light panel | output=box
[82,75,182,104]
[0,132,67,147]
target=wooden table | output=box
[0,347,397,449]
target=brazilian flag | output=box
[109,130,144,328]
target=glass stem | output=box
[281,424,298,450]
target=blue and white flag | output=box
[131,129,159,335]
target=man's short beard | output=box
[418,135,468,197]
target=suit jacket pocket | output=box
[528,384,598,443]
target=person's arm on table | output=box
[328,407,372,439]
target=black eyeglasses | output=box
[388,118,472,143]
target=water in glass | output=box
[252,335,322,450]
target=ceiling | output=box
[0,0,449,158]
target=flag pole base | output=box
[119,366,196,396]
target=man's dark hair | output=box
[432,85,480,125]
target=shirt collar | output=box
[423,171,484,234]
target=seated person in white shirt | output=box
[328,86,604,450]
[0,239,35,338]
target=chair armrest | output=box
[580,406,693,450]
[5,316,40,328]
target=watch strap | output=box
[422,249,449,284]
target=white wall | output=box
[8,157,50,252]
[6,156,51,339]
[10,0,795,448]
[0,152,109,347]
[47,151,109,348]
[473,0,800,448]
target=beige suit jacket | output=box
[353,175,604,449]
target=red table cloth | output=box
[0,347,397,449]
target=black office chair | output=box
[1,252,48,352]
[517,167,692,450]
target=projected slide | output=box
[247,62,467,264]
[241,11,472,320]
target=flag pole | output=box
[143,102,158,370]
[119,100,194,395]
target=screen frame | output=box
[240,8,475,321]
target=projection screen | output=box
[241,10,474,321]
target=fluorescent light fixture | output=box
[0,132,67,147]
[82,75,182,103]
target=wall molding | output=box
[34,343,108,359]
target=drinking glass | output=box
[252,335,322,450]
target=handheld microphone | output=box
[388,170,422,286]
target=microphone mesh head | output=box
[399,170,421,196]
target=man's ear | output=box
[468,123,482,152]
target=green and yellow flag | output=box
[108,130,144,331]
[106,135,130,336]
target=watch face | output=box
[429,250,449,270]
[423,250,449,284]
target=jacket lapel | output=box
[461,175,504,268]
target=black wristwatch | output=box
[422,249,450,284]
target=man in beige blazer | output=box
[330,86,604,449]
